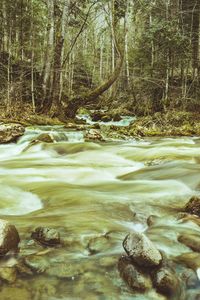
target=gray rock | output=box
[118,255,152,291]
[185,196,200,216]
[0,123,25,143]
[31,227,61,247]
[0,219,20,255]
[123,231,162,267]
[152,267,180,296]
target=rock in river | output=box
[118,255,152,292]
[152,267,180,296]
[123,231,162,267]
[178,234,200,252]
[84,129,104,142]
[0,219,20,255]
[185,196,200,217]
[31,227,61,247]
[0,123,25,143]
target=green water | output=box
[0,126,200,299]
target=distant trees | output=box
[0,0,199,117]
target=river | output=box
[0,124,200,299]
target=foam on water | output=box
[0,184,42,215]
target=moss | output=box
[120,111,200,137]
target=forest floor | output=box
[1,103,200,138]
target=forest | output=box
[1,1,200,300]
[0,0,199,120]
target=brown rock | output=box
[152,267,180,296]
[0,219,20,255]
[185,196,200,216]
[118,255,152,292]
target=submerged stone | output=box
[178,234,200,252]
[24,255,49,273]
[87,235,111,255]
[175,252,200,270]
[123,231,162,267]
[34,133,55,143]
[0,267,17,283]
[118,255,152,292]
[152,267,180,296]
[31,227,61,247]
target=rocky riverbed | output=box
[0,115,200,299]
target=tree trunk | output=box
[50,1,68,115]
[40,0,54,112]
[63,0,125,119]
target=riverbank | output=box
[1,110,200,141]
[116,111,200,138]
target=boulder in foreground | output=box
[123,231,162,267]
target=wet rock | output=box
[118,255,152,292]
[123,231,162,267]
[74,118,86,125]
[24,255,49,273]
[185,196,200,217]
[175,252,200,270]
[178,234,200,252]
[46,262,83,279]
[0,219,20,255]
[101,115,112,122]
[147,215,159,227]
[92,113,102,122]
[16,260,33,276]
[31,227,61,247]
[87,235,111,255]
[99,255,117,268]
[34,133,55,143]
[113,114,122,122]
[0,123,25,143]
[152,267,180,296]
[181,267,199,288]
[84,129,104,141]
[0,267,17,283]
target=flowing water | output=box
[0,125,200,299]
